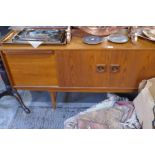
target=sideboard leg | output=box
[50,92,57,110]
[13,89,31,114]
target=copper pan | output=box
[78,26,127,36]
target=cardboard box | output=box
[133,78,155,129]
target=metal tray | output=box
[12,29,67,44]
[138,34,155,42]
[142,29,155,41]
[1,28,67,45]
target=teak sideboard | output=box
[1,30,155,109]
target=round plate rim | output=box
[108,34,129,43]
[83,35,103,45]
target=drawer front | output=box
[56,50,109,87]
[3,50,58,86]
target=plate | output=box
[108,34,129,43]
[83,35,103,44]
[143,29,155,41]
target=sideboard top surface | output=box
[1,29,155,50]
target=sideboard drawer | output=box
[3,50,58,86]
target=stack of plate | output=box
[83,35,103,44]
[83,34,129,45]
[108,34,129,43]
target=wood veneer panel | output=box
[109,49,155,88]
[3,50,58,86]
[56,50,110,87]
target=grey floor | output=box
[0,91,107,129]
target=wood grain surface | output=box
[2,50,58,86]
[1,29,155,50]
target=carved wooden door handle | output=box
[96,64,106,73]
[110,64,120,73]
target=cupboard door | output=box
[109,50,155,89]
[56,50,109,87]
[3,50,58,86]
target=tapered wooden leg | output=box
[50,92,57,110]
